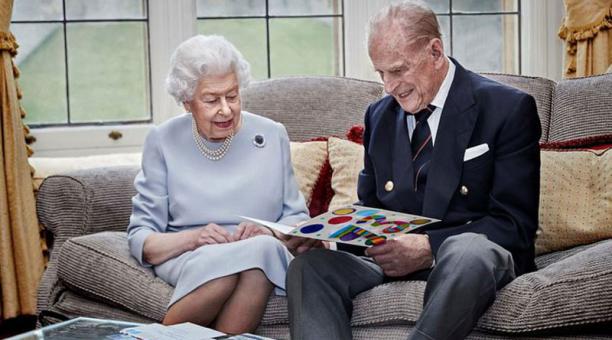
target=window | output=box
[196,0,344,79]
[430,0,521,74]
[11,0,151,127]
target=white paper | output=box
[121,322,225,340]
[239,215,295,234]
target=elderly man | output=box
[286,1,541,339]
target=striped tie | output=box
[411,105,435,209]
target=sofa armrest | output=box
[36,166,140,318]
[37,165,140,251]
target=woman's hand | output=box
[231,222,274,241]
[194,223,233,246]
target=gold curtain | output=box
[559,0,612,78]
[0,0,45,320]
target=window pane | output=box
[437,15,451,55]
[13,23,67,125]
[269,18,343,77]
[12,0,63,21]
[425,0,450,13]
[67,22,150,123]
[197,0,265,17]
[65,0,147,20]
[198,19,268,80]
[269,0,342,16]
[453,0,518,13]
[452,15,519,73]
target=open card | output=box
[241,205,439,247]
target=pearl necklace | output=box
[191,117,234,161]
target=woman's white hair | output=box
[166,35,251,104]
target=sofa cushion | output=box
[327,137,363,210]
[57,231,172,321]
[47,289,155,325]
[56,232,612,334]
[262,240,612,332]
[289,141,328,207]
[536,148,612,254]
[477,239,612,333]
[55,231,321,327]
[548,73,612,142]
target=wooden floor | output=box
[0,315,36,339]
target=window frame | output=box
[437,0,522,74]
[12,0,153,128]
[196,0,345,79]
[25,0,195,157]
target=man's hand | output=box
[282,236,328,254]
[232,222,273,241]
[365,234,433,277]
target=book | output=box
[241,205,440,247]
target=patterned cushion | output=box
[548,73,612,142]
[327,137,363,210]
[536,148,612,254]
[289,141,328,206]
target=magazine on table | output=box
[241,205,439,247]
[120,322,275,340]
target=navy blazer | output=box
[354,59,541,276]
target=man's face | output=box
[370,32,444,114]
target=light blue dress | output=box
[127,111,309,306]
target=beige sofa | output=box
[35,74,612,339]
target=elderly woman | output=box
[127,35,313,334]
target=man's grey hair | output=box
[367,0,442,51]
[166,35,251,104]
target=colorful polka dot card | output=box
[241,205,440,247]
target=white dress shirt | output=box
[406,57,456,145]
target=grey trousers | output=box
[286,233,516,340]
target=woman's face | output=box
[184,72,242,141]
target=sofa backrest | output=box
[242,76,384,141]
[482,73,556,142]
[242,74,565,143]
[37,166,139,242]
